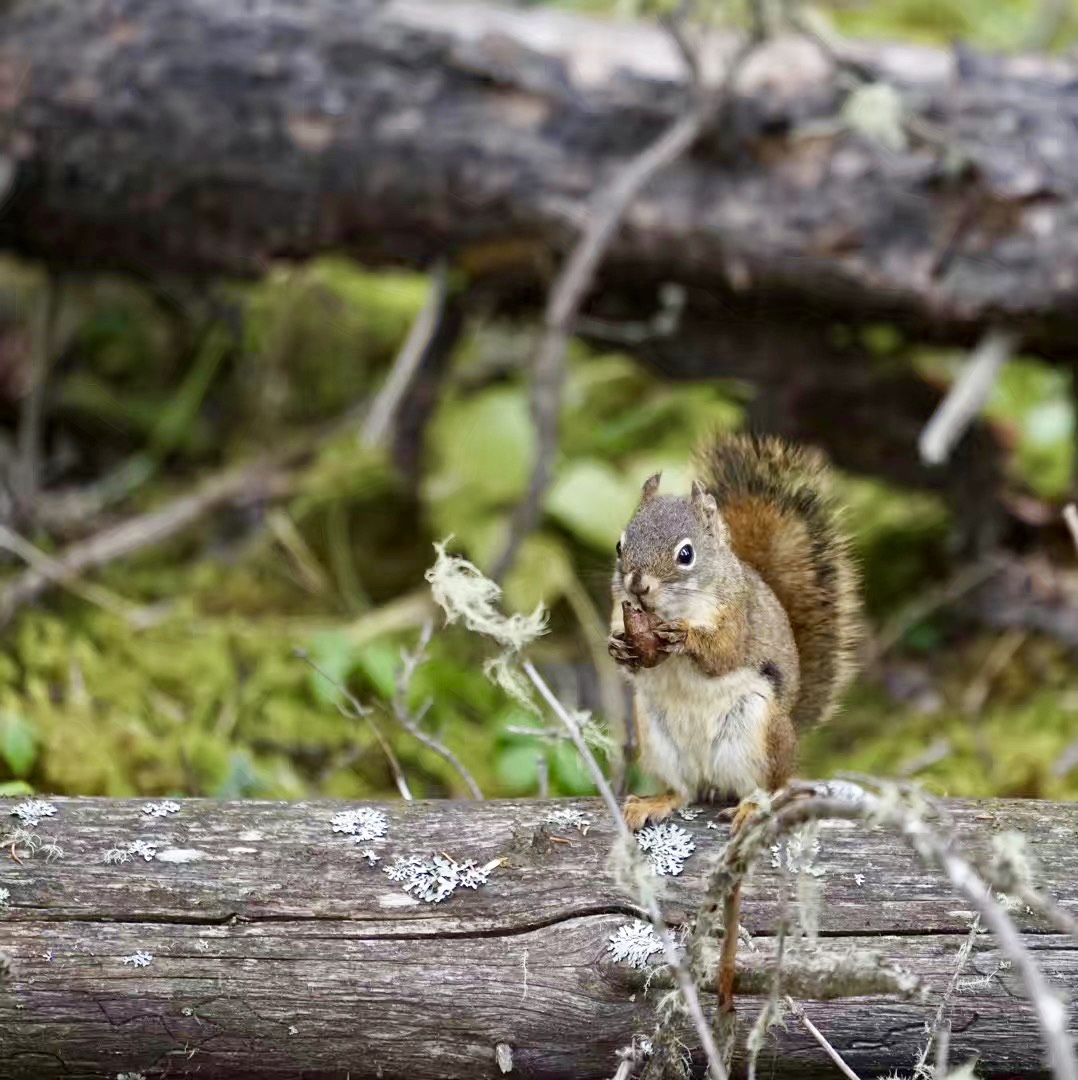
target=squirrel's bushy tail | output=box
[696,434,862,730]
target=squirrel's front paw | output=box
[653,620,688,654]
[608,632,641,671]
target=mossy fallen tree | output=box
[2,0,1078,359]
[3,0,1078,552]
[1,796,1076,1078]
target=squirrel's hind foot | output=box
[724,797,762,836]
[622,793,684,831]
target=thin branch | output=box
[1053,740,1078,780]
[522,658,728,1080]
[536,753,549,799]
[872,556,1002,660]
[897,737,952,778]
[0,523,149,625]
[934,1020,951,1080]
[1024,0,1071,50]
[724,788,1078,1080]
[961,628,1026,716]
[491,36,751,581]
[362,261,449,449]
[933,848,1073,1080]
[0,455,296,625]
[659,3,702,86]
[391,621,484,799]
[1064,503,1078,555]
[746,877,789,1080]
[919,328,1019,466]
[642,942,922,1002]
[15,275,61,509]
[990,877,1078,946]
[914,918,978,1080]
[785,997,863,1080]
[298,650,414,802]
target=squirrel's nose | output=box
[628,573,651,597]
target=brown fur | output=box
[764,704,796,789]
[622,792,684,830]
[694,434,862,730]
[682,611,748,676]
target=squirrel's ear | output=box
[641,472,662,501]
[691,479,728,541]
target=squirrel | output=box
[608,434,861,832]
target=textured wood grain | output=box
[1,1,1078,360]
[1,796,1076,1078]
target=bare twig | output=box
[988,874,1078,945]
[961,628,1026,716]
[914,917,979,1078]
[1064,503,1078,554]
[783,4,876,84]
[0,523,148,625]
[362,261,449,449]
[644,942,922,1002]
[298,650,414,801]
[1053,741,1078,779]
[726,787,1078,1080]
[0,454,295,625]
[659,3,702,85]
[919,329,1019,466]
[785,997,863,1080]
[536,753,549,799]
[38,326,232,531]
[934,1020,952,1080]
[872,557,1002,659]
[563,571,628,787]
[15,275,61,509]
[746,878,789,1080]
[391,621,484,799]
[898,737,952,778]
[523,658,728,1080]
[491,34,750,581]
[1024,0,1071,49]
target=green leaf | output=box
[0,779,34,797]
[552,740,597,796]
[354,641,400,700]
[496,742,541,794]
[547,460,641,551]
[503,534,572,613]
[0,711,36,778]
[304,630,355,706]
[427,388,535,508]
[1024,400,1072,447]
[904,622,943,653]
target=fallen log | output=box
[1,795,1076,1078]
[1,1,1078,362]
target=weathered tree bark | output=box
[1,796,1076,1079]
[1,0,1078,361]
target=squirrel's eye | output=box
[615,540,622,557]
[676,543,694,566]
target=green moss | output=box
[0,241,1072,808]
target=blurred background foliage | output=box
[0,0,1075,807]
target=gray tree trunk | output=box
[1,796,1076,1078]
[0,0,1077,362]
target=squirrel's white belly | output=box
[635,660,772,799]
